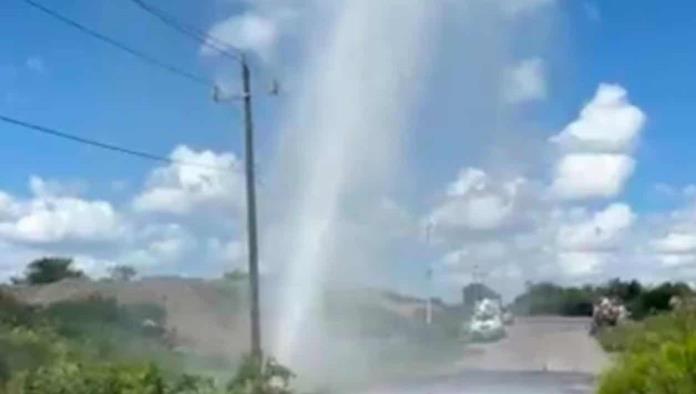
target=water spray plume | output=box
[271,0,439,363]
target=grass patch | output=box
[597,308,696,393]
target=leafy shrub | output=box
[6,361,168,394]
[0,326,69,384]
[0,291,38,328]
[598,307,696,353]
[598,308,696,393]
[43,296,166,342]
[37,296,180,371]
[599,333,696,394]
[226,355,295,394]
[4,355,297,394]
[0,288,300,393]
[596,322,639,353]
[7,362,228,394]
[170,374,218,394]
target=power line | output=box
[21,0,213,87]
[0,114,228,171]
[129,0,242,61]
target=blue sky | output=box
[1,0,247,198]
[565,0,696,212]
[2,0,696,300]
[1,0,692,206]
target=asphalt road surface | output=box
[365,317,609,394]
[455,316,610,374]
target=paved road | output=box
[363,317,609,393]
[455,317,610,374]
[364,370,596,394]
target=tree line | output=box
[9,257,137,285]
[513,279,693,319]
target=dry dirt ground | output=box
[6,278,439,360]
[9,277,252,357]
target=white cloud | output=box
[643,199,696,270]
[446,168,487,197]
[652,233,696,254]
[438,195,512,230]
[431,168,527,231]
[29,176,86,197]
[0,192,19,219]
[205,238,246,271]
[503,57,547,103]
[0,200,120,244]
[148,234,196,262]
[550,153,635,200]
[441,241,508,269]
[442,248,469,269]
[551,84,646,153]
[557,203,635,251]
[0,166,248,281]
[657,254,696,268]
[0,178,122,244]
[133,146,245,216]
[426,86,645,286]
[551,204,634,278]
[558,252,605,276]
[202,13,278,61]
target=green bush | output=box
[44,296,165,337]
[0,289,301,393]
[4,355,298,394]
[599,334,696,394]
[598,309,696,393]
[226,355,295,394]
[0,326,69,384]
[7,361,167,394]
[16,257,85,285]
[42,296,170,358]
[0,291,38,328]
[5,361,232,394]
[598,308,696,353]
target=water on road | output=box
[362,317,609,394]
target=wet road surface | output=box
[364,370,596,394]
[363,317,608,394]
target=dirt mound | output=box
[10,277,250,358]
[7,278,436,359]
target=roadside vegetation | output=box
[0,257,299,393]
[513,279,692,319]
[597,299,696,393]
[510,279,696,393]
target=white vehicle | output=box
[502,310,515,326]
[467,298,506,341]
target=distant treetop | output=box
[13,257,85,285]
